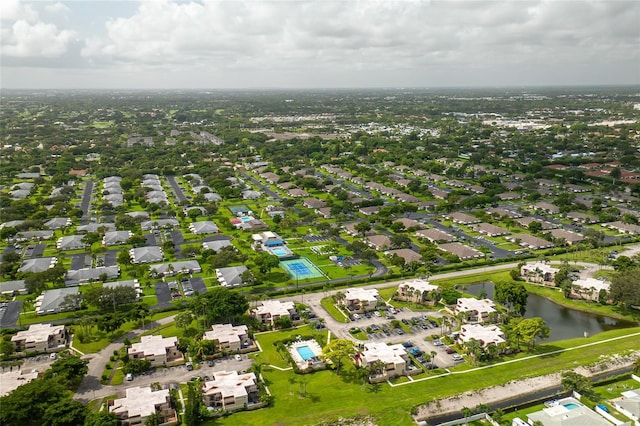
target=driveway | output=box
[154,282,172,308]
[0,300,22,328]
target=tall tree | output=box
[494,280,528,316]
[513,317,550,350]
[320,339,355,375]
[610,268,640,309]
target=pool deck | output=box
[288,339,325,371]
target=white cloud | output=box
[2,19,75,57]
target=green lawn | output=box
[320,297,349,323]
[215,327,640,426]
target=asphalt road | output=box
[166,175,187,203]
[79,180,94,225]
[0,300,23,328]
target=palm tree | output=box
[464,338,482,365]
[430,350,437,368]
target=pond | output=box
[464,282,636,342]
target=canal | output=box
[464,281,635,341]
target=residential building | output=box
[454,298,497,323]
[109,387,178,426]
[250,300,296,326]
[366,234,392,251]
[150,260,202,277]
[571,278,610,301]
[457,324,505,348]
[549,228,585,245]
[416,228,455,243]
[56,235,85,251]
[396,279,439,304]
[128,335,182,366]
[449,212,480,225]
[0,280,27,296]
[202,371,259,411]
[386,248,422,264]
[18,257,57,274]
[251,231,285,251]
[355,343,411,381]
[202,239,233,252]
[437,242,482,260]
[520,262,559,284]
[65,265,121,285]
[129,246,163,264]
[604,221,640,235]
[533,201,560,214]
[35,287,79,315]
[11,324,68,352]
[203,324,251,352]
[566,211,599,224]
[343,288,381,313]
[506,234,555,250]
[526,397,609,426]
[189,221,219,235]
[102,230,132,246]
[216,265,249,288]
[473,222,509,237]
[611,387,640,424]
[103,280,142,300]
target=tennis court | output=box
[280,257,325,280]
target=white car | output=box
[125,373,133,381]
[235,354,242,361]
[452,354,463,361]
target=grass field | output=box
[213,324,640,426]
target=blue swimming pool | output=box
[563,403,580,410]
[240,216,251,222]
[296,345,315,361]
[271,247,289,257]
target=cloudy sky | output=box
[1,0,639,89]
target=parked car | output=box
[445,347,456,354]
[452,354,463,361]
[126,373,133,381]
[235,354,242,361]
[186,361,193,371]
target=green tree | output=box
[254,252,279,274]
[494,280,528,316]
[175,311,194,330]
[354,221,372,237]
[610,268,640,309]
[320,338,355,375]
[83,411,118,426]
[0,378,67,426]
[45,355,89,388]
[183,381,203,426]
[561,371,591,393]
[513,317,550,350]
[42,399,88,426]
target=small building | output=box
[35,287,79,315]
[0,280,27,296]
[386,248,422,264]
[549,228,585,245]
[533,202,560,214]
[149,260,201,277]
[189,221,219,235]
[203,324,251,352]
[65,265,121,285]
[103,280,142,300]
[449,212,480,225]
[571,278,610,301]
[457,324,505,348]
[202,371,259,412]
[129,246,163,264]
[396,279,439,304]
[202,238,233,252]
[44,217,72,230]
[18,257,57,274]
[109,386,178,426]
[437,242,482,260]
[343,288,382,313]
[415,228,455,243]
[251,231,285,251]
[366,234,392,251]
[506,234,555,250]
[355,343,411,382]
[250,300,296,326]
[611,387,640,424]
[128,335,183,366]
[520,262,559,284]
[102,230,132,246]
[454,298,497,323]
[56,235,85,251]
[11,324,68,353]
[526,397,609,426]
[473,222,509,237]
[566,211,599,224]
[140,218,179,231]
[216,265,249,288]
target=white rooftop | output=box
[203,323,248,344]
[202,370,256,400]
[11,323,65,344]
[0,369,40,396]
[399,279,439,294]
[345,287,380,303]
[360,342,407,365]
[456,298,496,314]
[129,335,177,357]
[254,300,295,317]
[110,386,170,419]
[522,262,559,274]
[458,324,505,347]
[572,278,610,292]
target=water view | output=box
[464,282,636,341]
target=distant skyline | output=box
[2,0,639,90]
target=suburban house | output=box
[457,324,505,348]
[386,248,422,264]
[532,201,560,214]
[571,278,610,301]
[437,242,482,260]
[486,207,521,219]
[109,387,178,426]
[366,234,392,251]
[103,280,142,300]
[65,265,121,285]
[415,228,455,243]
[56,235,85,251]
[140,218,179,231]
[393,218,423,230]
[251,231,285,251]
[611,386,640,424]
[19,257,57,274]
[396,279,440,304]
[44,217,72,230]
[128,335,183,366]
[520,262,559,284]
[566,211,599,224]
[202,239,233,252]
[250,300,296,326]
[354,343,413,382]
[203,324,251,352]
[454,298,497,323]
[129,246,164,264]
[102,230,132,246]
[216,265,249,288]
[343,288,382,313]
[201,371,260,411]
[449,212,480,225]
[526,397,609,426]
[549,228,585,245]
[473,222,509,237]
[149,260,201,277]
[0,280,27,296]
[603,221,640,235]
[35,287,79,315]
[506,234,555,250]
[515,217,556,230]
[189,221,219,235]
[11,324,68,353]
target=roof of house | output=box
[110,387,171,420]
[36,287,79,314]
[456,298,497,314]
[416,228,455,242]
[203,324,248,345]
[202,239,233,252]
[65,266,120,282]
[216,265,248,288]
[360,342,407,365]
[150,261,201,275]
[458,324,505,346]
[129,246,163,264]
[129,335,178,358]
[399,279,438,294]
[11,323,65,344]
[367,234,392,249]
[345,287,380,303]
[19,257,57,273]
[189,221,219,235]
[386,248,422,264]
[437,242,482,259]
[253,300,295,317]
[202,371,257,400]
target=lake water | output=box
[464,282,636,341]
